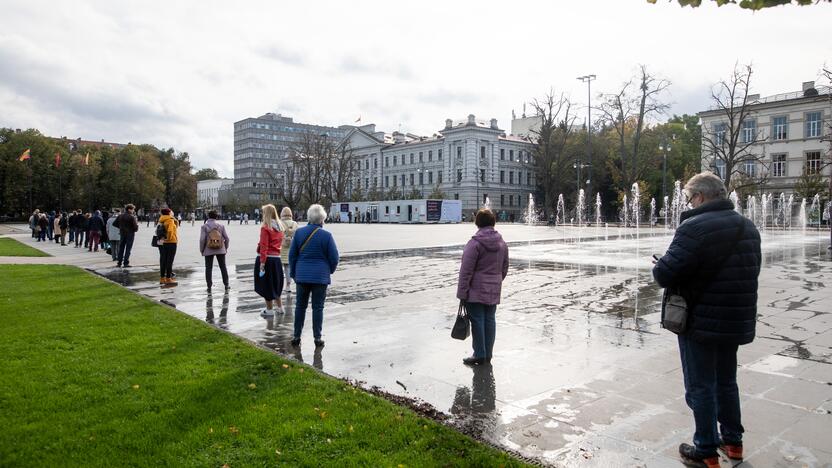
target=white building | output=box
[339,114,538,220]
[699,81,831,196]
[197,178,234,213]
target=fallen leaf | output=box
[348,425,354,433]
[229,426,240,435]
[248,383,257,390]
[275,450,281,455]
[132,384,140,390]
[319,411,327,419]
[298,368,304,373]
[282,364,289,369]
[222,464,230,468]
[326,438,332,444]
[209,427,213,434]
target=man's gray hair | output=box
[307,204,327,224]
[684,171,727,201]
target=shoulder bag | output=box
[662,220,746,334]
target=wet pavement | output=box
[71,227,832,466]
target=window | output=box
[373,177,377,187]
[396,206,400,214]
[393,156,397,167]
[741,119,757,143]
[482,194,488,205]
[365,160,370,170]
[410,154,414,164]
[410,174,415,185]
[385,206,389,214]
[526,152,531,164]
[806,151,822,174]
[509,171,514,184]
[385,156,389,167]
[806,112,822,138]
[500,194,505,207]
[457,147,462,158]
[509,150,514,161]
[480,169,485,183]
[428,150,432,161]
[500,149,505,160]
[457,169,462,182]
[509,195,513,206]
[428,172,433,184]
[527,172,531,185]
[438,171,443,183]
[500,171,505,183]
[714,123,727,146]
[772,116,788,140]
[419,173,424,185]
[714,159,726,179]
[374,158,378,169]
[401,174,405,186]
[385,176,389,187]
[438,149,442,160]
[393,175,397,186]
[772,153,787,177]
[480,146,486,159]
[454,193,459,200]
[365,178,369,188]
[401,155,405,165]
[419,152,423,162]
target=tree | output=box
[158,149,197,211]
[701,64,769,193]
[291,132,331,205]
[597,65,670,192]
[427,184,446,199]
[194,168,220,181]
[647,0,829,9]
[529,91,577,217]
[327,142,358,203]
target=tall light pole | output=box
[577,74,596,199]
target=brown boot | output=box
[160,277,167,284]
[719,443,743,460]
[166,277,178,286]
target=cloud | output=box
[258,44,306,66]
[418,89,483,106]
[336,56,414,80]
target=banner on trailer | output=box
[426,200,442,222]
[340,203,350,213]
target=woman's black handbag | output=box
[451,300,470,340]
[151,235,159,247]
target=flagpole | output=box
[28,156,33,214]
[58,160,63,212]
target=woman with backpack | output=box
[255,204,285,317]
[157,207,179,285]
[200,210,230,292]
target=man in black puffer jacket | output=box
[653,172,761,468]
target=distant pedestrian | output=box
[288,204,339,348]
[47,211,55,240]
[157,208,179,285]
[200,210,230,292]
[456,209,509,366]
[255,204,285,317]
[107,209,121,261]
[280,207,299,293]
[82,213,91,248]
[37,213,49,242]
[116,204,139,268]
[58,212,68,246]
[88,210,105,252]
[53,213,62,244]
[29,210,39,238]
[652,172,761,467]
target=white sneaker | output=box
[260,308,274,317]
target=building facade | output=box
[341,114,537,220]
[699,81,831,196]
[197,178,234,214]
[231,113,349,203]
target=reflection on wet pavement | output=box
[96,230,832,466]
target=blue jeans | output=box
[467,302,497,360]
[294,283,327,340]
[118,232,134,265]
[678,334,743,457]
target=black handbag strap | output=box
[688,219,746,304]
[299,227,320,253]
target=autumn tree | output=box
[529,91,578,217]
[194,168,220,181]
[647,0,829,10]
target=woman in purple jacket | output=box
[457,209,509,366]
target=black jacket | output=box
[88,215,106,232]
[653,199,761,345]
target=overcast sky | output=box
[1,0,830,177]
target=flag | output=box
[84,152,90,166]
[355,116,361,123]
[55,152,61,168]
[18,149,30,161]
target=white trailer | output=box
[330,199,461,224]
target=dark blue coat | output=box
[653,199,761,345]
[288,224,339,285]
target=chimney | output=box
[490,118,498,129]
[467,114,476,126]
[802,81,815,92]
[445,119,452,129]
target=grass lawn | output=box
[0,237,50,257]
[0,265,524,467]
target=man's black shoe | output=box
[290,338,301,347]
[678,443,719,468]
[314,339,325,348]
[462,356,486,366]
[123,263,131,268]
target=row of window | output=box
[380,171,445,188]
[497,148,532,164]
[713,112,824,145]
[236,122,345,137]
[385,149,444,167]
[713,151,823,178]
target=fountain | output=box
[576,189,585,227]
[729,190,741,215]
[621,194,629,227]
[556,194,565,226]
[483,196,491,211]
[798,198,807,231]
[631,183,641,233]
[524,194,539,226]
[761,193,770,231]
[809,194,821,228]
[595,193,602,226]
[650,198,657,227]
[670,181,684,229]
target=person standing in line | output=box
[58,212,68,246]
[87,210,105,252]
[107,208,121,262]
[279,207,299,293]
[255,204,285,317]
[116,204,139,268]
[157,208,179,285]
[47,211,55,241]
[652,172,761,468]
[29,210,39,238]
[53,212,62,245]
[37,213,49,242]
[82,212,91,248]
[288,204,339,348]
[456,209,509,366]
[200,210,230,292]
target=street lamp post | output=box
[577,74,596,198]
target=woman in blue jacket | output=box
[288,203,339,348]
